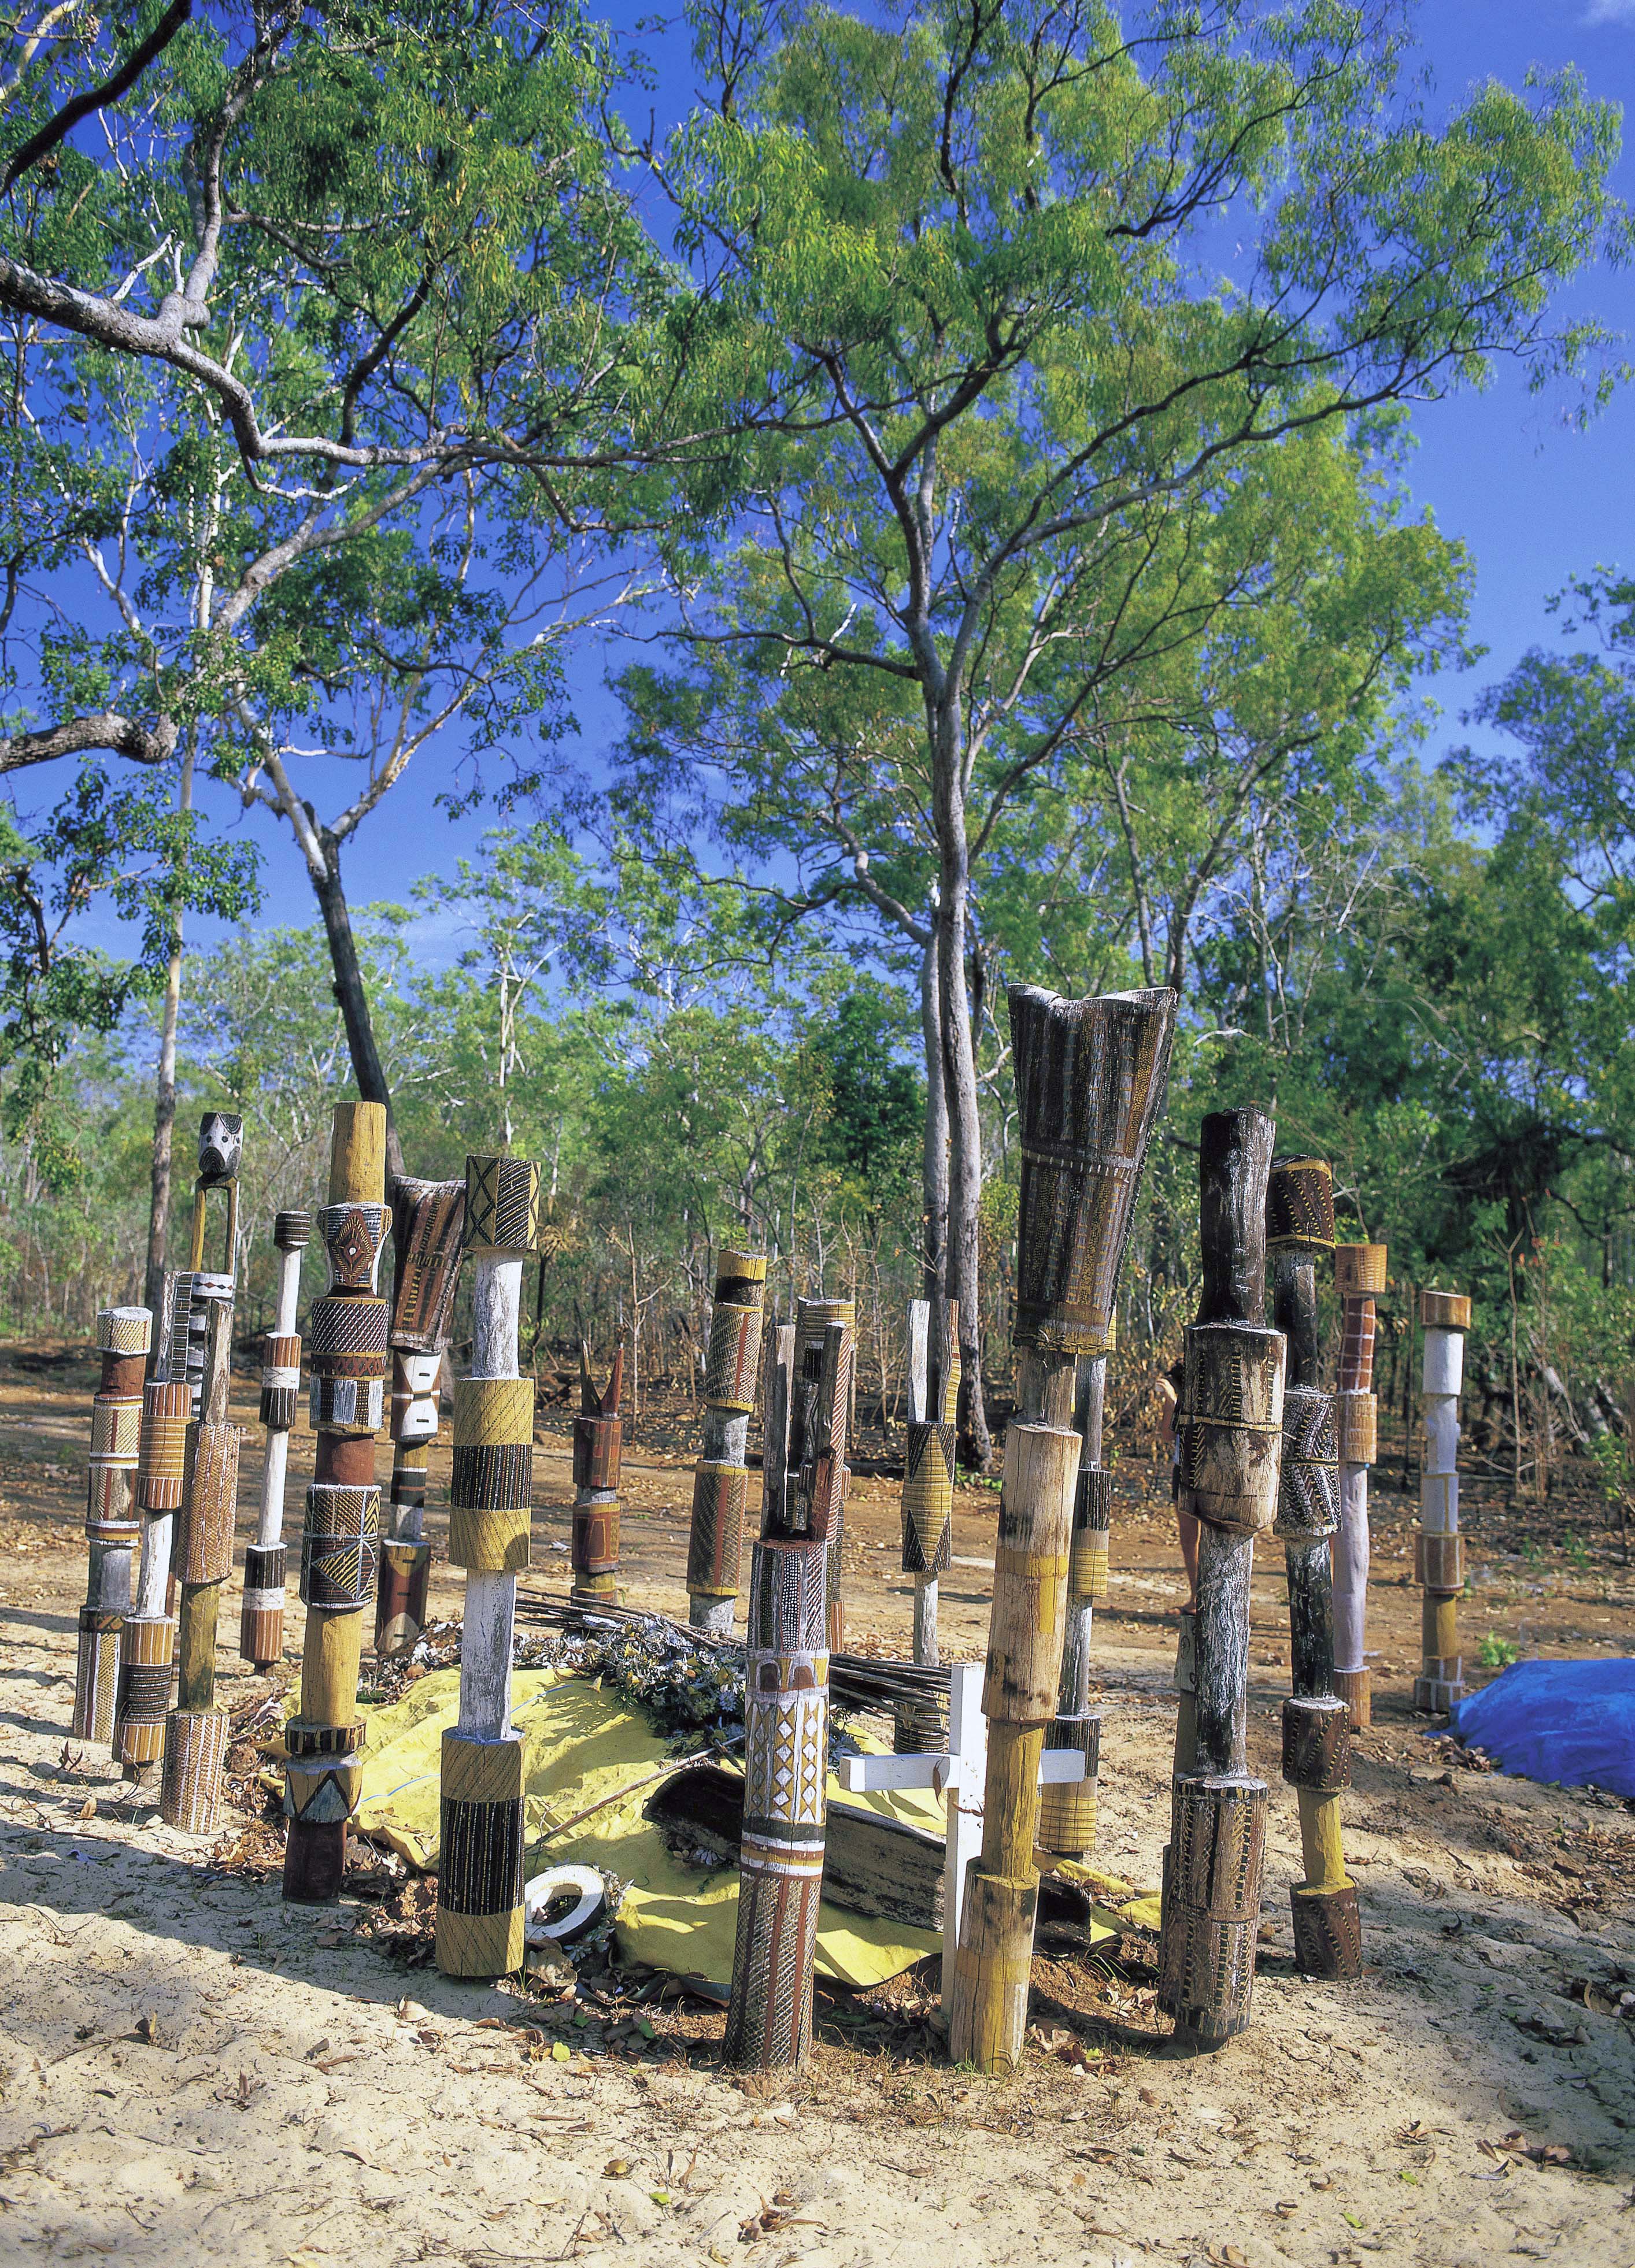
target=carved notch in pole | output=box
[948,984,1176,2074]
[1158,1109,1283,2047]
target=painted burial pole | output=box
[283,1102,389,1904]
[114,1115,239,1777]
[241,1209,312,1669]
[1158,1109,1285,2048]
[1266,1158,1360,1981]
[1414,1289,1473,1714]
[1040,1315,1117,1862]
[894,1298,958,1753]
[793,1298,856,1652]
[570,1341,624,1608]
[161,1299,242,1831]
[72,1306,152,1743]
[686,1250,768,1633]
[723,1304,851,2070]
[1332,1241,1387,1730]
[949,983,1177,2075]
[378,1175,466,1655]
[437,1152,540,1977]
[114,1274,187,1780]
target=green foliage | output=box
[0,762,258,1157]
[804,987,923,1207]
[1478,1633,1521,1670]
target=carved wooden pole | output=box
[1415,1289,1472,1714]
[1040,1316,1118,1862]
[378,1175,465,1655]
[793,1298,855,1651]
[161,1299,242,1831]
[437,1153,539,1976]
[1159,1109,1284,2047]
[114,1116,238,1778]
[1266,1159,1360,1980]
[686,1250,767,1633]
[175,1112,243,1415]
[949,984,1176,2074]
[1333,1243,1386,1730]
[571,1341,624,1607]
[723,1303,850,2069]
[114,1275,187,1780]
[895,1298,957,1752]
[73,1307,151,1743]
[283,1103,389,1903]
[242,1210,310,1669]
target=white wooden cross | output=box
[838,1661,1085,2008]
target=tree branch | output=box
[0,709,177,776]
[2,0,193,195]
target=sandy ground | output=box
[2,1345,1633,2267]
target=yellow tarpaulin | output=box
[274,1667,1146,1990]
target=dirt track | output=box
[2,1343,1633,2266]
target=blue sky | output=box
[24,1,1635,977]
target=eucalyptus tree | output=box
[615,0,1621,1457]
[0,0,676,1220]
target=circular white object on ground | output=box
[523,1863,605,1945]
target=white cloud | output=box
[1584,0,1635,23]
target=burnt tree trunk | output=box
[308,818,405,1180]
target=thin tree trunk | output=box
[937,835,992,1471]
[144,726,193,1314]
[920,925,949,1306]
[308,821,405,1179]
[1507,1239,1525,1500]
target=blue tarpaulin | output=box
[1451,1658,1635,1799]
